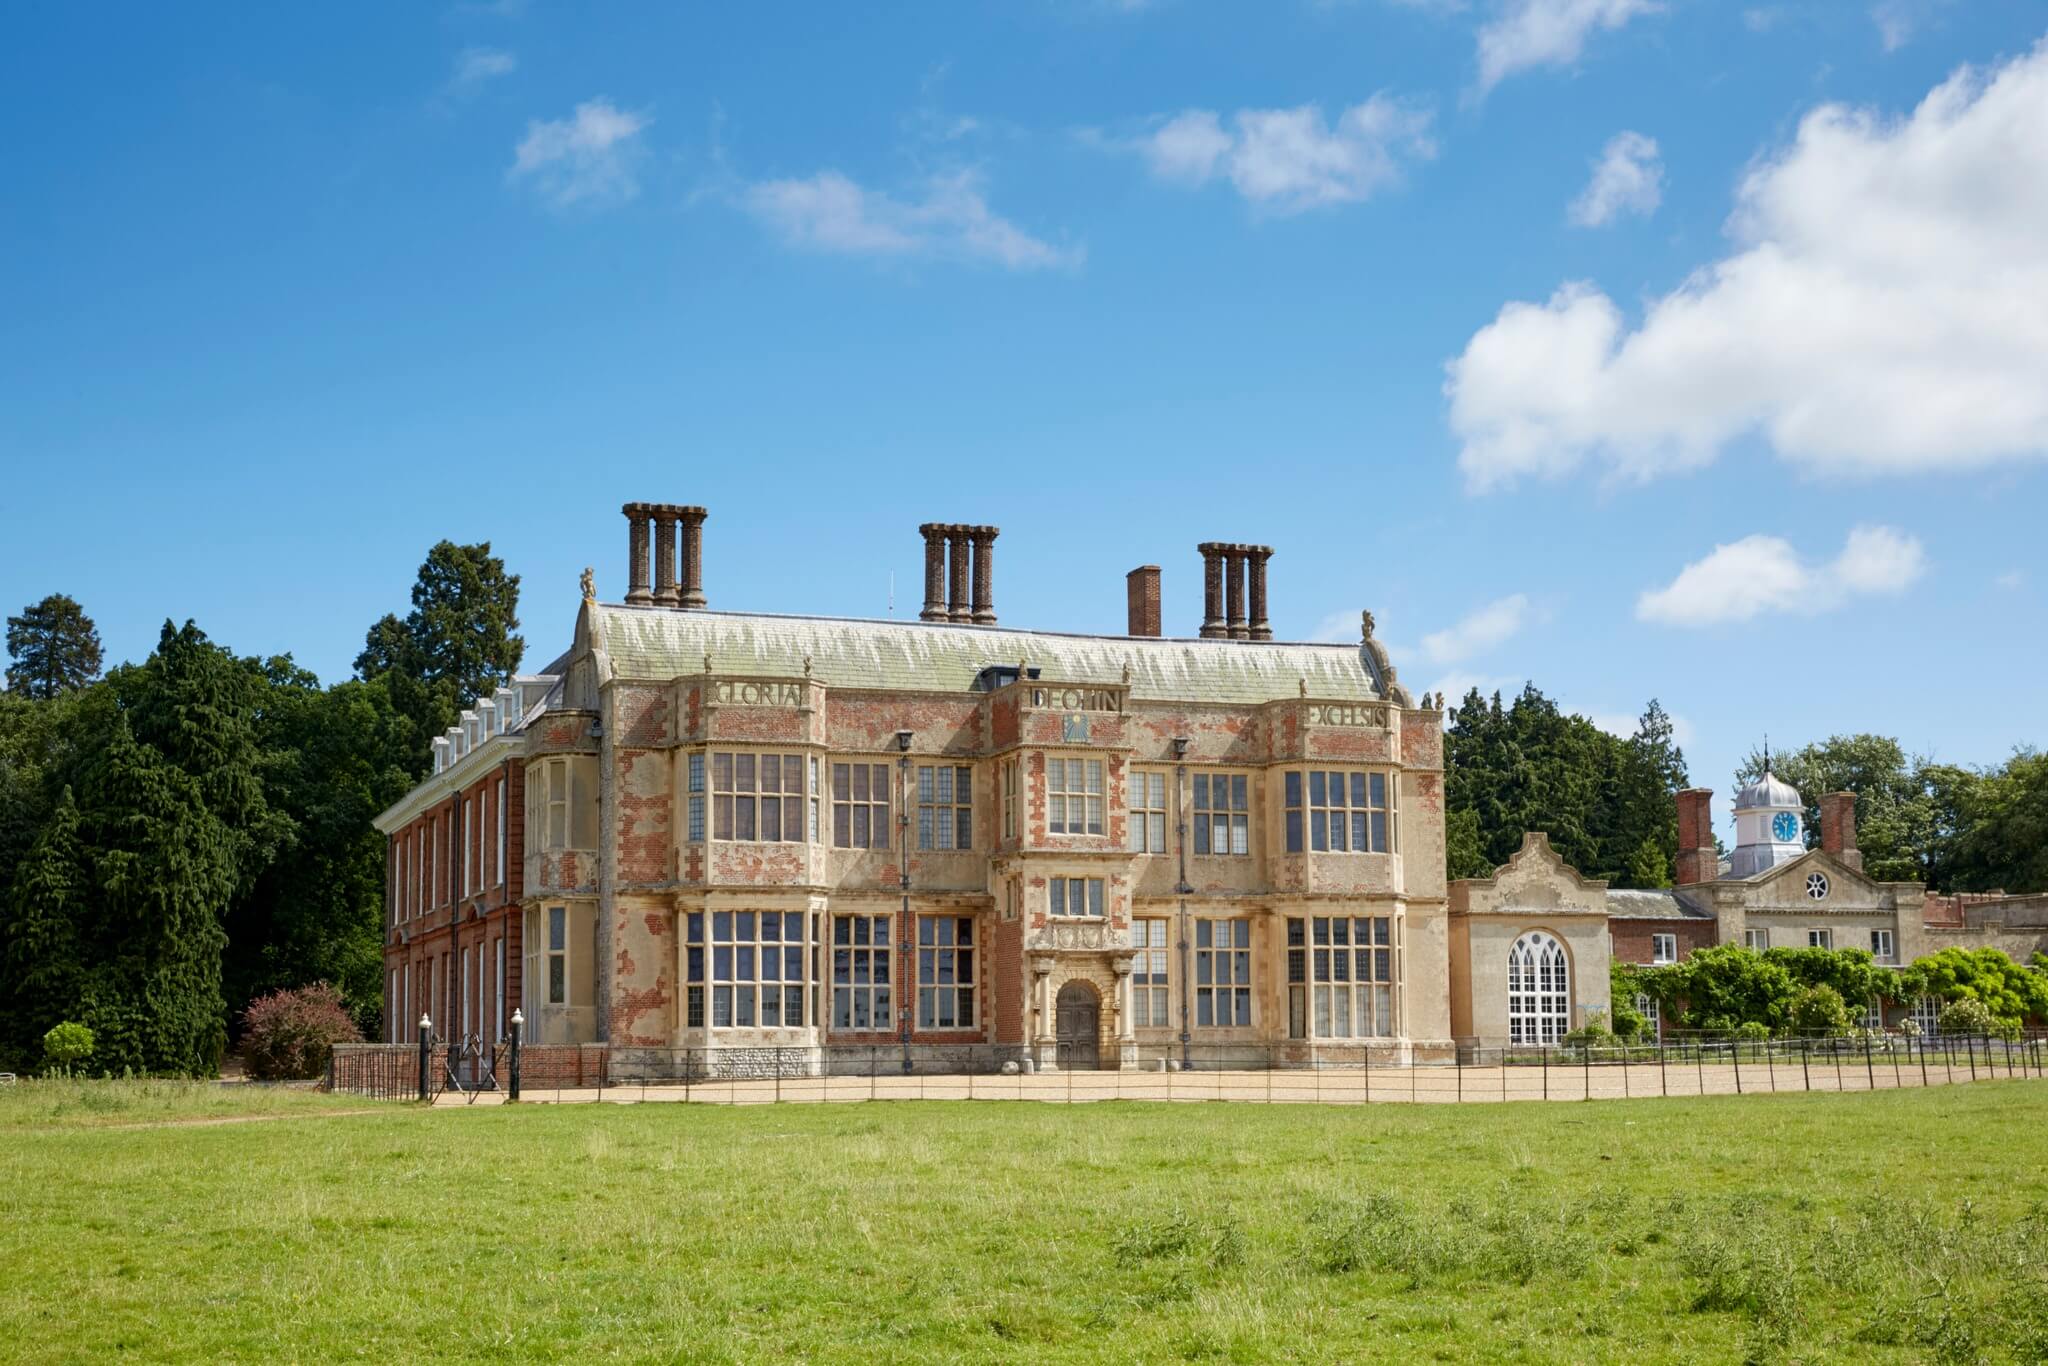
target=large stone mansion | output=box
[374,504,2048,1071]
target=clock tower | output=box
[1728,764,1805,878]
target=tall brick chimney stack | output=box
[915,523,999,625]
[1674,788,1718,885]
[1126,566,1162,637]
[1197,544,1226,638]
[1246,545,1273,641]
[918,525,947,622]
[622,503,653,605]
[1820,791,1862,871]
[677,505,709,609]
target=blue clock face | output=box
[1772,811,1799,842]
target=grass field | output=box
[4,1080,2048,1362]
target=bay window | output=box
[1286,916,1394,1039]
[1050,876,1105,918]
[1283,770,1394,854]
[1046,757,1105,835]
[712,753,806,842]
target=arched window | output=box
[1508,931,1570,1045]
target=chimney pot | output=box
[1126,565,1162,637]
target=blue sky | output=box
[3,2,2044,822]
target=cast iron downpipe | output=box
[1172,736,1192,1072]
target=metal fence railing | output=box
[325,1030,2048,1107]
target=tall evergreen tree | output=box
[114,621,287,900]
[354,541,523,773]
[68,718,237,1074]
[5,594,103,698]
[0,787,91,1066]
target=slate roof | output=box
[586,604,1392,705]
[1605,888,1715,920]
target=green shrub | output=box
[1731,1021,1772,1043]
[41,1022,94,1074]
[1937,998,1996,1038]
[1787,984,1854,1036]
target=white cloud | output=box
[1476,0,1661,94]
[1308,610,1365,644]
[1131,96,1435,214]
[1569,130,1662,226]
[1994,569,2024,591]
[742,170,1081,270]
[1636,525,1927,627]
[1870,0,1950,52]
[1419,593,1530,665]
[450,46,516,94]
[1448,41,2048,491]
[509,98,649,208]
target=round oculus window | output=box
[1806,872,1830,901]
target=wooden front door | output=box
[1055,982,1101,1071]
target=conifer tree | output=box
[70,718,235,1075]
[354,541,523,774]
[4,594,103,698]
[0,787,91,1064]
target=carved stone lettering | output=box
[1308,703,1389,728]
[710,680,805,707]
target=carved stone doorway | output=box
[1055,981,1102,1071]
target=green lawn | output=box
[4,1082,2048,1363]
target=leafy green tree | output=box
[1665,945,1798,1033]
[40,1020,94,1073]
[224,666,414,1028]
[354,541,523,773]
[1951,750,2048,894]
[1763,945,1893,1009]
[5,594,103,698]
[1906,947,2048,1026]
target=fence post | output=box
[1695,1043,1704,1097]
[1967,1034,1977,1081]
[1800,1038,1811,1092]
[507,1010,523,1102]
[417,1014,432,1102]
[1583,1045,1591,1101]
[1659,1042,1667,1098]
[1917,1036,1928,1088]
[1542,1046,1548,1101]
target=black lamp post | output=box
[1172,736,1193,1072]
[896,729,914,1075]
